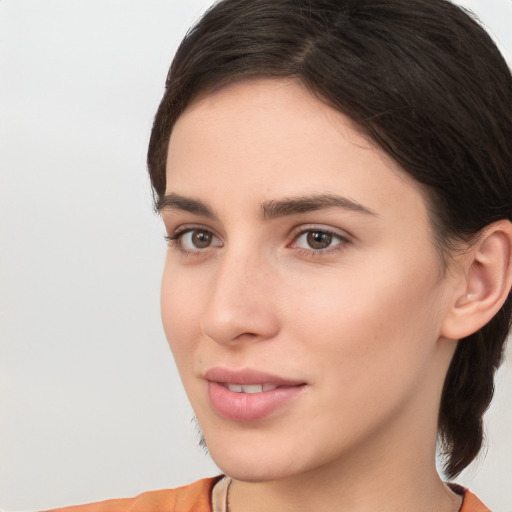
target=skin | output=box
[160,79,466,512]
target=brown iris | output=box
[306,231,333,249]
[192,230,213,248]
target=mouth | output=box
[204,367,307,421]
[221,383,282,393]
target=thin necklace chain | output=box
[225,477,232,512]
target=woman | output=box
[49,0,511,510]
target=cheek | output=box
[286,252,444,391]
[278,270,443,450]
[160,261,203,359]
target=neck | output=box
[227,441,461,512]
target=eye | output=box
[166,227,222,252]
[291,228,348,252]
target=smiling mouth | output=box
[204,367,307,420]
[208,377,307,421]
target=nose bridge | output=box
[201,242,279,345]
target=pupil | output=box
[307,231,332,249]
[192,231,211,248]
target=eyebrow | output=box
[261,194,377,219]
[157,193,215,217]
[157,192,377,219]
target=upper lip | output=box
[204,367,306,386]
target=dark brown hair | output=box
[147,0,512,478]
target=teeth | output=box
[226,383,278,393]
[241,384,263,394]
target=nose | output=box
[200,251,280,346]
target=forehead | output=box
[165,78,429,228]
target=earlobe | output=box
[441,220,512,341]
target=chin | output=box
[215,456,297,483]
[203,428,301,482]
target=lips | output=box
[205,367,307,421]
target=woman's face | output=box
[161,79,457,482]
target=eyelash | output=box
[165,225,350,257]
[288,227,350,256]
[164,225,222,256]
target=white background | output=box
[1,1,511,510]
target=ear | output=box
[441,220,512,341]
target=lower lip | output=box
[208,381,306,421]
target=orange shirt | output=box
[44,476,490,512]
[458,489,491,512]
[43,478,220,512]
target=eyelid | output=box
[289,224,352,241]
[165,224,223,252]
[164,222,352,256]
[288,224,352,253]
[166,223,219,238]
